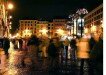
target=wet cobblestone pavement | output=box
[0,50,90,75]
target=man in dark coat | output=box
[89,33,103,75]
[48,38,59,70]
[3,37,10,58]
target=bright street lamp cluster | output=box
[67,8,88,38]
[76,8,88,37]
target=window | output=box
[94,12,96,15]
[25,21,27,23]
[48,24,50,26]
[21,21,23,23]
[100,14,103,18]
[52,27,53,29]
[28,21,30,23]
[100,8,103,12]
[94,16,97,20]
[92,19,93,22]
[48,27,50,29]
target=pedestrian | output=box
[76,37,90,75]
[3,37,10,59]
[14,39,19,49]
[63,38,70,64]
[27,35,39,69]
[89,32,103,75]
[70,38,77,62]
[48,38,59,70]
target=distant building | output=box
[53,19,67,37]
[19,19,68,38]
[19,20,37,38]
[84,4,103,34]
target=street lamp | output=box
[9,15,12,19]
[6,3,14,37]
[8,3,14,10]
[76,8,88,37]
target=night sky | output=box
[11,0,103,33]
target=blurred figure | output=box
[48,37,59,70]
[70,38,77,62]
[22,38,28,51]
[89,32,103,75]
[3,37,10,58]
[76,37,90,75]
[27,35,39,68]
[40,38,50,70]
[41,38,49,58]
[63,38,70,63]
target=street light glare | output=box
[8,3,14,9]
[9,16,12,19]
[9,22,12,25]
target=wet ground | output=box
[0,50,90,75]
[0,42,90,75]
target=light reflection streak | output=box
[8,41,18,75]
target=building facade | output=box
[53,19,67,37]
[19,19,68,38]
[84,4,103,34]
[0,0,7,37]
[19,20,49,38]
[36,21,48,37]
[19,20,37,38]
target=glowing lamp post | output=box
[76,8,88,37]
[9,16,12,19]
[6,3,14,37]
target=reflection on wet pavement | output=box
[0,41,90,75]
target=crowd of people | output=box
[0,32,103,75]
